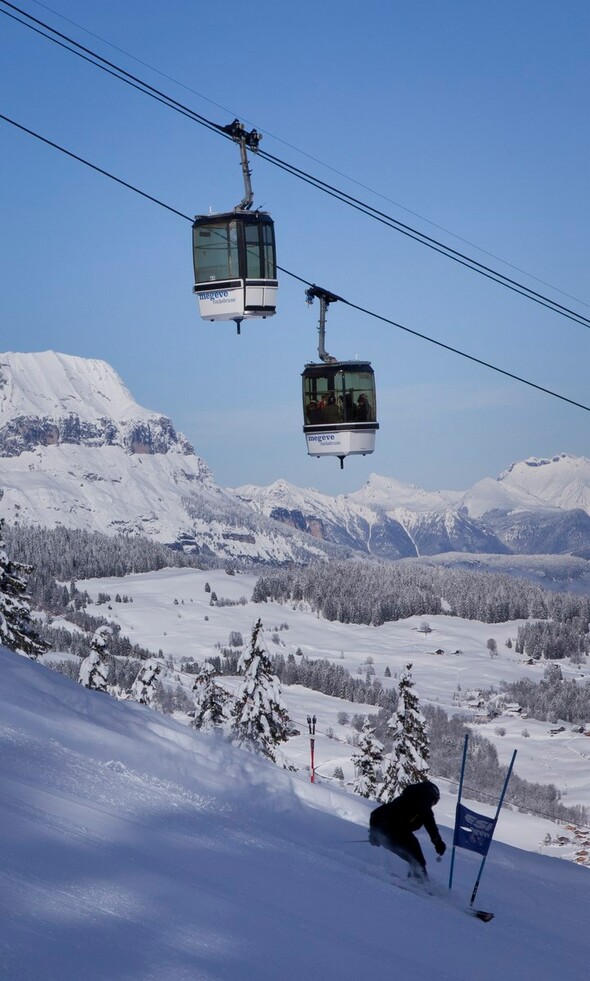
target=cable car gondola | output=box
[192,120,278,332]
[302,287,378,468]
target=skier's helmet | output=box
[423,781,440,805]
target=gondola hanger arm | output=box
[222,118,262,211]
[306,285,339,363]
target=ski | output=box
[468,909,494,922]
[389,874,494,922]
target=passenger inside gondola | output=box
[324,394,341,422]
[306,399,321,424]
[344,392,355,421]
[355,393,370,421]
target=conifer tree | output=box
[130,658,163,706]
[192,660,227,731]
[379,662,430,801]
[78,626,111,692]
[0,519,46,659]
[351,717,384,799]
[231,618,292,763]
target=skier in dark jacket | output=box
[369,781,446,880]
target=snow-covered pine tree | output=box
[0,518,46,659]
[230,618,292,763]
[351,717,384,799]
[379,662,430,802]
[78,626,112,692]
[191,660,228,731]
[130,658,163,706]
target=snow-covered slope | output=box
[2,645,589,981]
[69,564,590,813]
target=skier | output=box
[369,780,446,880]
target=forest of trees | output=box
[253,560,590,627]
[39,618,155,663]
[515,619,590,662]
[4,524,208,582]
[267,653,397,710]
[252,561,590,660]
[500,670,590,725]
[7,524,590,646]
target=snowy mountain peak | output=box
[0,351,194,458]
[236,454,590,560]
[0,352,341,562]
[350,472,461,513]
[0,351,148,424]
[465,453,590,517]
[500,453,572,478]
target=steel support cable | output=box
[276,264,590,411]
[0,2,227,140]
[258,147,590,329]
[0,10,225,141]
[337,294,590,412]
[16,1,590,312]
[2,0,590,331]
[0,113,193,221]
[2,110,589,417]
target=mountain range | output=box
[236,456,590,560]
[2,351,590,566]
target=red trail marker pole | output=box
[307,714,317,783]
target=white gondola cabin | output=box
[302,361,379,467]
[193,120,278,330]
[192,211,277,323]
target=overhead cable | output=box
[2,0,590,331]
[2,110,589,416]
[21,1,590,312]
[0,1,228,140]
[0,113,192,220]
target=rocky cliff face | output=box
[0,352,195,457]
[265,504,417,559]
[0,412,194,457]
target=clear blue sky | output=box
[1,0,589,495]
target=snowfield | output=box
[1,646,590,981]
[75,565,590,811]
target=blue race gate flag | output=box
[454,803,496,856]
[448,734,517,900]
